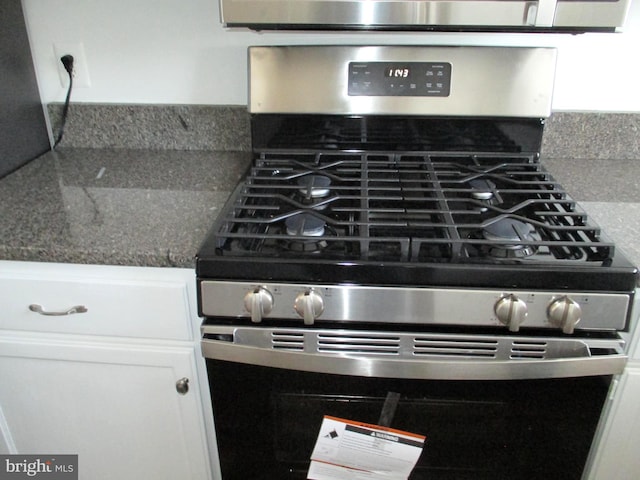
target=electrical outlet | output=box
[53,42,91,88]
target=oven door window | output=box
[207,360,610,480]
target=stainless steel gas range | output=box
[196,46,638,480]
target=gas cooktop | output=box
[197,116,637,293]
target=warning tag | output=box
[308,416,425,480]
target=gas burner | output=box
[283,213,329,253]
[285,213,326,237]
[469,178,498,212]
[283,238,330,253]
[292,175,333,210]
[482,218,539,258]
[297,175,332,199]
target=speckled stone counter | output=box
[543,157,640,268]
[0,148,251,267]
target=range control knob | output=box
[244,286,274,323]
[294,290,324,325]
[494,294,528,332]
[547,296,582,334]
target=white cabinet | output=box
[585,293,640,480]
[0,338,209,479]
[0,261,216,480]
[586,368,640,480]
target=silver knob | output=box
[176,377,189,395]
[547,296,582,334]
[244,287,274,323]
[494,294,528,332]
[294,290,324,325]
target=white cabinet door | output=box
[586,366,640,480]
[0,336,211,480]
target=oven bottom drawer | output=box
[206,359,610,479]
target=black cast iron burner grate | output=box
[212,150,614,264]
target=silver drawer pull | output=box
[28,304,88,316]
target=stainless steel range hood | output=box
[220,0,632,32]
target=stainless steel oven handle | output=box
[201,336,627,381]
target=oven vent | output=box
[271,331,305,351]
[268,331,551,360]
[317,333,401,355]
[413,337,498,358]
[510,341,547,359]
[230,329,602,364]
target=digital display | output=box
[385,67,410,78]
[349,61,451,97]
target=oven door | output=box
[202,325,626,479]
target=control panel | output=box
[348,61,452,97]
[200,281,631,332]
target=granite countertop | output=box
[0,148,251,267]
[543,157,640,268]
[0,147,638,269]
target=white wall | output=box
[22,0,640,111]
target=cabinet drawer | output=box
[0,262,194,340]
